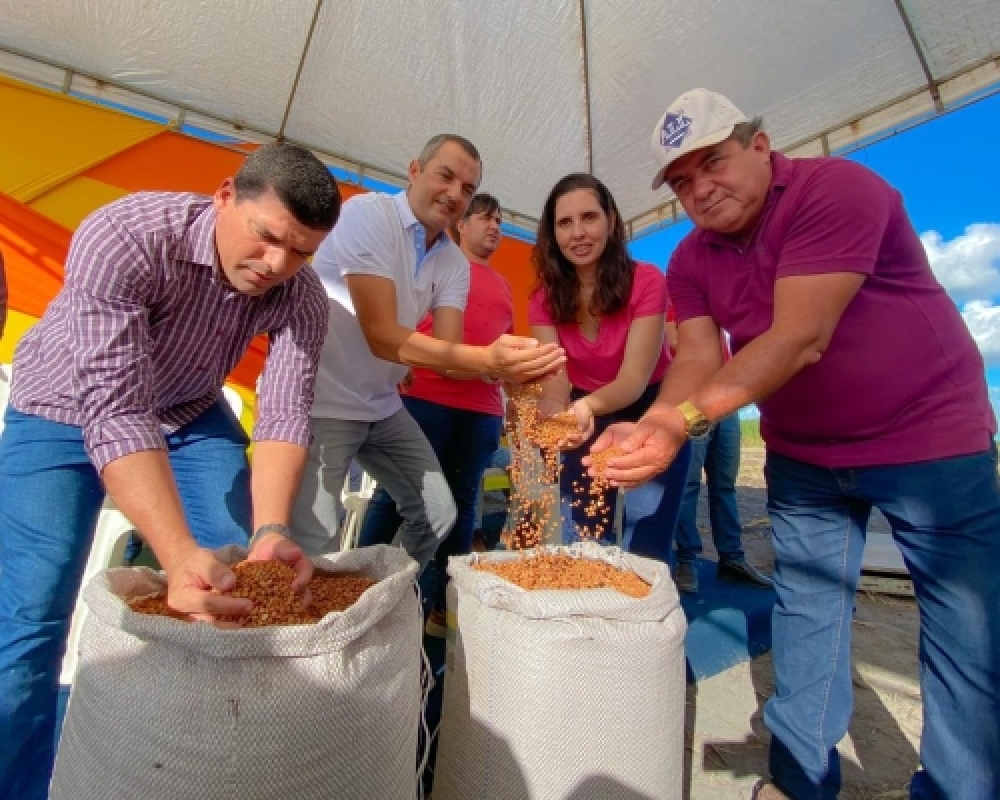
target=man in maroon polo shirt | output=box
[590,89,999,799]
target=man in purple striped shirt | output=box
[0,143,340,799]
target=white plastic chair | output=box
[340,470,377,551]
[60,503,134,685]
[221,385,244,420]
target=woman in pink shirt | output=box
[529,173,690,561]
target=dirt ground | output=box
[684,446,922,799]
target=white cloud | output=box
[961,301,1000,367]
[921,224,1000,305]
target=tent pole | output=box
[278,0,325,140]
[891,0,944,112]
[578,0,595,174]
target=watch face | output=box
[689,419,713,438]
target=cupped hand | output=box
[568,397,596,443]
[247,532,314,593]
[486,335,565,384]
[164,546,251,624]
[583,407,687,489]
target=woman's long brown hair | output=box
[532,173,635,325]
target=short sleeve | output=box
[666,243,712,324]
[313,195,398,283]
[631,263,667,318]
[431,250,470,311]
[528,287,555,326]
[776,160,891,279]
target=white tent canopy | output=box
[1,0,998,237]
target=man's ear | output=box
[407,159,421,185]
[751,131,771,156]
[214,177,236,211]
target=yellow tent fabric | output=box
[29,176,130,231]
[0,74,162,203]
[0,310,36,363]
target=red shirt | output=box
[404,260,513,416]
[529,262,670,392]
[668,153,994,468]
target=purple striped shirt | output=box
[10,192,329,472]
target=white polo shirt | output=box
[310,191,470,421]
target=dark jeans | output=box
[0,402,251,800]
[359,396,502,609]
[763,447,1000,800]
[560,383,691,563]
[675,412,744,563]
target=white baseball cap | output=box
[650,89,748,190]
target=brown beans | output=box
[308,572,378,615]
[474,552,650,598]
[128,594,190,621]
[217,561,315,627]
[127,561,378,627]
[503,386,623,549]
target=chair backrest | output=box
[221,386,244,420]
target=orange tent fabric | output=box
[489,236,536,336]
[0,191,69,320]
[0,75,538,396]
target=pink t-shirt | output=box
[405,260,513,416]
[529,262,670,392]
[668,152,995,468]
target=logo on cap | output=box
[660,111,692,149]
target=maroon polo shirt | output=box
[667,153,994,468]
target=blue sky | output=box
[628,92,1000,419]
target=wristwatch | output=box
[677,401,713,439]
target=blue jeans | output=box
[359,396,501,609]
[763,447,1000,800]
[560,383,691,563]
[0,403,252,800]
[675,412,744,563]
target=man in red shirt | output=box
[358,193,513,635]
[591,89,999,799]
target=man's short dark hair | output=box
[417,134,481,168]
[450,193,501,244]
[234,142,341,230]
[731,117,764,147]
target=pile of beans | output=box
[496,387,647,593]
[218,561,316,627]
[127,561,377,627]
[474,552,650,598]
[309,571,378,614]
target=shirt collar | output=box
[394,190,451,274]
[174,200,219,269]
[697,151,793,249]
[170,200,233,290]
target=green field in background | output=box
[740,418,764,447]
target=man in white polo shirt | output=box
[292,134,564,569]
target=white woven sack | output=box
[51,544,422,800]
[433,543,687,800]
